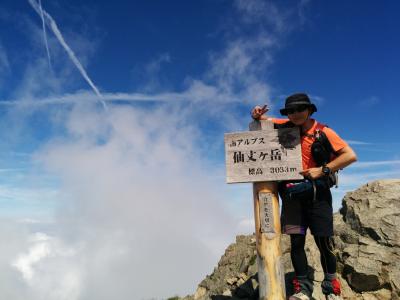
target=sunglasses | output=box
[285,105,309,115]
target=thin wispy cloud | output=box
[330,166,400,211]
[234,0,311,33]
[0,168,26,173]
[334,169,400,194]
[234,0,286,32]
[297,0,311,24]
[145,52,171,75]
[351,159,400,168]
[38,0,51,69]
[347,140,372,145]
[27,0,106,109]
[131,52,173,92]
[0,89,239,107]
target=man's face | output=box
[287,105,311,126]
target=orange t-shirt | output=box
[271,118,348,170]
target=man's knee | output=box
[291,234,306,251]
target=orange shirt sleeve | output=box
[322,127,348,153]
[270,118,289,124]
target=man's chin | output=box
[291,119,306,126]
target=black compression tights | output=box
[314,235,337,274]
[290,235,308,276]
[290,234,337,276]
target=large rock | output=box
[183,235,259,300]
[179,180,400,300]
[340,179,400,248]
[337,180,400,299]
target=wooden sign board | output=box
[225,121,303,183]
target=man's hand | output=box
[251,105,269,120]
[300,167,324,180]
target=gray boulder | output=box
[337,180,400,299]
[178,180,400,300]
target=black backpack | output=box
[311,124,335,167]
[310,123,338,187]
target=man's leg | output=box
[289,234,313,300]
[314,236,341,299]
[309,185,341,299]
[279,183,313,299]
[314,235,336,274]
[291,234,308,276]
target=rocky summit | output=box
[179,179,400,300]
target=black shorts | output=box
[278,181,333,237]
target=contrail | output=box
[0,87,239,107]
[27,0,107,110]
[38,0,52,69]
[0,91,188,107]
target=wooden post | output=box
[253,182,285,299]
[251,120,285,300]
[225,119,302,300]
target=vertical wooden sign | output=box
[250,121,286,300]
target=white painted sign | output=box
[225,121,303,183]
[259,192,275,234]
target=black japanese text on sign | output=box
[224,126,303,183]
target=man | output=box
[251,93,357,300]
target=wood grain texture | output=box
[250,120,287,300]
[253,182,286,300]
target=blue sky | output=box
[0,0,399,299]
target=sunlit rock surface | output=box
[178,180,400,300]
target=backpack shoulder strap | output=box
[314,123,335,154]
[302,122,326,138]
[314,122,327,138]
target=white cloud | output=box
[207,37,274,103]
[346,140,372,145]
[145,52,171,75]
[329,165,400,211]
[12,232,82,300]
[13,233,52,281]
[0,219,33,300]
[135,52,173,92]
[237,218,255,234]
[234,0,311,33]
[24,104,237,299]
[27,0,106,109]
[0,183,59,219]
[0,185,58,202]
[0,1,318,299]
[6,14,96,101]
[0,168,25,173]
[1,100,241,299]
[350,159,400,168]
[234,0,287,32]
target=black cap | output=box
[280,93,317,116]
